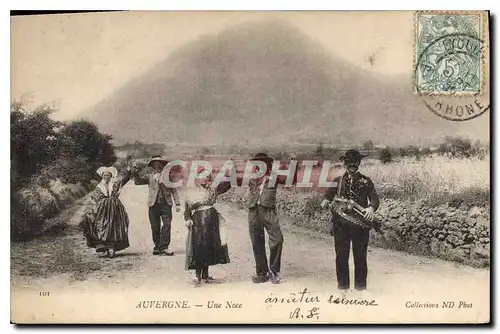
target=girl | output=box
[82,166,132,258]
[184,167,232,285]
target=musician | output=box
[321,149,380,292]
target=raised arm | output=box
[119,169,133,187]
[215,180,232,196]
[133,171,149,185]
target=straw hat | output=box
[147,155,168,167]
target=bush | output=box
[58,119,116,168]
[37,157,97,189]
[363,140,374,150]
[11,102,60,185]
[379,148,392,164]
[11,100,118,239]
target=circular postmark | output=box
[415,33,489,121]
[416,33,483,95]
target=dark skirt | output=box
[82,197,130,252]
[185,207,230,270]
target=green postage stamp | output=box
[414,11,487,96]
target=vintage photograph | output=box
[10,10,490,324]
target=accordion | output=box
[330,197,383,232]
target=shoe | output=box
[98,249,109,258]
[270,271,281,284]
[192,278,202,286]
[251,274,270,283]
[152,249,160,255]
[159,250,174,256]
[108,248,116,258]
[203,276,216,283]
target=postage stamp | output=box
[414,11,486,96]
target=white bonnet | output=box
[96,166,118,178]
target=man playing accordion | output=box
[321,149,380,293]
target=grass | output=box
[12,176,88,239]
[364,156,490,207]
[11,231,103,281]
[10,204,104,282]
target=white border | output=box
[3,1,497,333]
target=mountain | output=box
[82,20,488,148]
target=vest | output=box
[247,178,277,209]
[147,175,175,207]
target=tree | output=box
[11,101,60,182]
[407,145,420,160]
[379,148,392,164]
[421,147,432,156]
[438,136,473,157]
[315,141,324,155]
[471,140,486,159]
[399,148,407,158]
[363,140,374,151]
[323,147,339,160]
[58,119,117,171]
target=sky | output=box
[11,11,415,121]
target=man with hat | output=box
[321,149,380,292]
[245,153,298,284]
[131,155,181,256]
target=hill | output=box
[82,20,488,148]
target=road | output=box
[11,182,490,324]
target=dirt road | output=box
[11,183,490,324]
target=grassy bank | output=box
[11,177,93,240]
[10,194,134,282]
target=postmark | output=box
[414,12,485,96]
[414,11,490,121]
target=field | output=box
[361,156,490,207]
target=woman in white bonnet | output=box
[82,166,132,258]
[184,166,233,285]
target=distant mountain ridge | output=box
[82,20,487,148]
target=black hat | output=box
[147,155,168,167]
[250,152,274,165]
[339,149,368,162]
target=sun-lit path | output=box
[11,182,490,323]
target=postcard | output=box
[10,10,490,324]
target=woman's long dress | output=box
[184,182,231,270]
[82,171,131,252]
